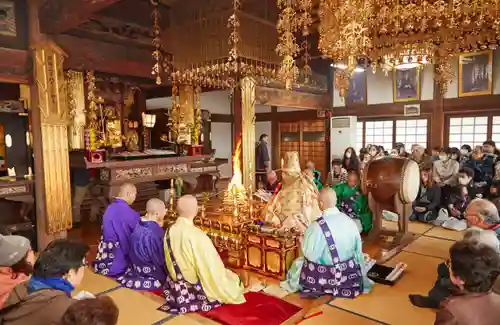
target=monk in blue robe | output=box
[282,188,373,297]
[93,183,140,277]
[118,198,167,291]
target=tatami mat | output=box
[74,268,120,296]
[330,252,441,325]
[404,236,454,260]
[382,220,434,235]
[298,304,385,324]
[166,315,207,325]
[424,226,464,241]
[106,287,170,325]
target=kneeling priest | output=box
[281,188,373,297]
[160,195,245,314]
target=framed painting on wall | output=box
[347,71,366,105]
[458,50,493,97]
[393,67,420,102]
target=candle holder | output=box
[168,178,176,219]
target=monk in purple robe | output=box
[118,198,167,290]
[93,183,140,277]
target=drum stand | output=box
[367,193,415,248]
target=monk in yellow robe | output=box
[264,151,321,233]
[160,195,245,314]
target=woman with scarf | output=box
[333,169,373,233]
[1,239,90,325]
[410,166,441,223]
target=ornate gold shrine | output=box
[194,196,299,280]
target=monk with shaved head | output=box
[282,187,373,297]
[118,198,167,290]
[160,195,245,314]
[93,183,140,277]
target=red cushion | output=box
[201,292,301,325]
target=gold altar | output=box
[190,141,300,279]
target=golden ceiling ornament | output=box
[276,0,302,90]
[318,0,500,88]
[150,0,171,85]
[435,59,455,94]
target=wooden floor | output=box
[69,218,461,325]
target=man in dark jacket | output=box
[255,134,270,187]
[0,240,90,325]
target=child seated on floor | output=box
[437,167,479,230]
[410,166,441,223]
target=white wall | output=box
[333,64,435,107]
[333,50,500,106]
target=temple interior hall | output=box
[0,0,499,324]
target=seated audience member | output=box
[433,148,459,203]
[434,241,500,325]
[1,240,89,325]
[118,199,167,291]
[395,142,409,158]
[376,146,386,157]
[281,188,372,295]
[333,169,373,233]
[488,180,500,211]
[367,145,378,159]
[446,167,479,219]
[359,153,370,171]
[325,158,348,186]
[410,227,500,309]
[465,198,500,239]
[305,160,322,190]
[410,166,441,222]
[341,147,360,171]
[466,140,497,187]
[431,146,441,162]
[460,145,472,166]
[161,195,245,314]
[0,236,35,307]
[264,170,280,193]
[61,296,119,325]
[449,147,461,163]
[411,144,430,168]
[390,148,399,157]
[94,183,140,277]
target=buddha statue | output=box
[263,151,321,233]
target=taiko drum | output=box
[361,157,420,205]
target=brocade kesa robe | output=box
[264,172,321,233]
[281,207,373,293]
[118,220,166,290]
[93,198,140,277]
[164,218,245,304]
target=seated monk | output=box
[281,188,373,296]
[93,183,140,277]
[333,169,373,233]
[264,170,280,193]
[118,198,167,291]
[264,152,321,233]
[160,195,245,314]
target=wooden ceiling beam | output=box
[54,34,158,80]
[39,0,123,34]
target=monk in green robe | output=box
[306,160,323,190]
[333,170,373,233]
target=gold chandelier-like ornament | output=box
[318,0,500,94]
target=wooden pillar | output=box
[270,106,279,171]
[28,0,72,249]
[431,66,444,148]
[240,77,256,189]
[134,89,147,150]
